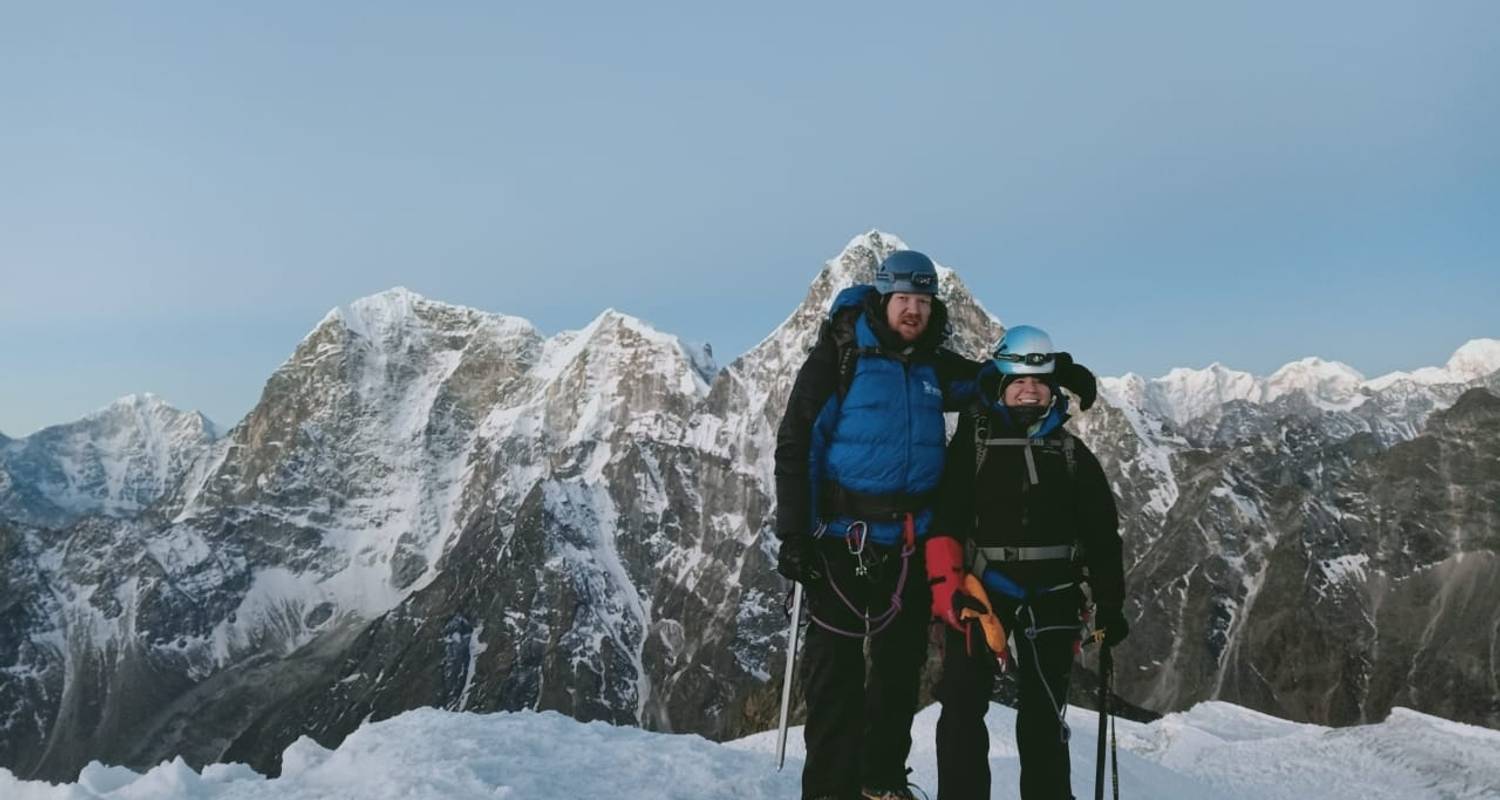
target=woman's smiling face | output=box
[1003,375,1053,408]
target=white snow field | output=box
[4,700,1498,799]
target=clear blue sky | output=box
[3,2,1498,436]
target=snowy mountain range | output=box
[2,230,1497,784]
[1106,340,1500,431]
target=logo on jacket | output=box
[923,381,942,398]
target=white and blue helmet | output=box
[991,325,1057,375]
[874,250,939,296]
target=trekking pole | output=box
[1094,639,1111,800]
[1111,695,1120,800]
[775,582,804,771]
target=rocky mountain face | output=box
[2,231,1497,782]
[1077,350,1500,731]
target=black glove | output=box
[1052,352,1098,411]
[1097,605,1130,649]
[776,534,824,585]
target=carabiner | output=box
[845,521,869,576]
[845,520,867,555]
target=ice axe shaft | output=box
[775,582,803,771]
[1095,644,1114,800]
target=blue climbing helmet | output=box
[874,250,939,296]
[991,325,1057,375]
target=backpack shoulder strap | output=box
[972,419,1079,481]
[972,406,991,476]
[1023,432,1080,480]
[831,307,861,399]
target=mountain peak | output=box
[362,285,426,304]
[587,306,633,328]
[1267,356,1365,382]
[347,286,430,317]
[328,287,429,340]
[1363,339,1499,390]
[317,288,540,348]
[1143,363,1261,425]
[107,392,166,409]
[817,230,911,289]
[736,229,1001,376]
[80,392,193,424]
[1263,357,1365,409]
[581,307,674,346]
[534,306,714,396]
[1161,363,1233,380]
[843,229,912,260]
[1445,338,1500,381]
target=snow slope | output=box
[5,700,1497,800]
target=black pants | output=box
[801,536,930,799]
[935,585,1083,800]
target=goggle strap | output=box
[878,270,937,287]
[993,352,1056,366]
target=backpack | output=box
[822,285,879,400]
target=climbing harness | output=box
[803,515,919,639]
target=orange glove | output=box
[957,575,1007,663]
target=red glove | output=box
[925,536,965,630]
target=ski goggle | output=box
[878,270,937,290]
[992,351,1055,366]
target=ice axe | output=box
[775,582,803,771]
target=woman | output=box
[922,325,1129,800]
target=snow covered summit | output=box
[5,700,1498,800]
[0,393,218,527]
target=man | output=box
[774,250,978,800]
[924,325,1127,800]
